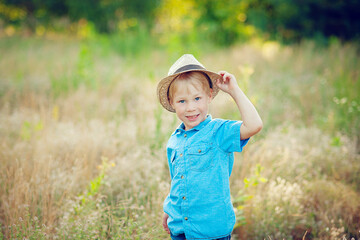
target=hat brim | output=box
[157,69,221,112]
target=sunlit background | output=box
[0,0,359,239]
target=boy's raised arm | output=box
[216,71,263,140]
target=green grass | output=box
[0,35,359,239]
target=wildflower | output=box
[19,217,23,222]
[34,216,38,221]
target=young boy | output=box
[157,54,262,240]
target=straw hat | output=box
[157,54,221,112]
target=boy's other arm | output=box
[162,212,170,234]
[217,71,263,140]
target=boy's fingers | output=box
[163,224,170,234]
[218,71,226,76]
[224,73,235,83]
[162,213,170,234]
[222,74,230,83]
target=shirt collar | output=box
[175,115,212,133]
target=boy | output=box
[157,54,262,240]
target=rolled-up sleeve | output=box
[215,120,249,153]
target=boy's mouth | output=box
[186,114,200,121]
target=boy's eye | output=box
[179,100,185,103]
[195,97,200,101]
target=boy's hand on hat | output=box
[216,71,240,95]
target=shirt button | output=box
[182,196,186,200]
[180,153,183,157]
[184,134,187,137]
[181,175,185,179]
[184,217,188,221]
[198,149,201,153]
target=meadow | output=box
[0,34,359,239]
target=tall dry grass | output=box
[0,36,359,239]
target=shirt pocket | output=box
[188,144,214,172]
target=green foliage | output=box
[233,164,267,227]
[51,42,96,97]
[332,74,360,137]
[20,120,43,141]
[246,0,360,42]
[196,0,254,45]
[1,0,160,33]
[104,24,153,56]
[76,43,96,89]
[5,210,47,240]
[55,157,117,239]
[2,0,359,44]
[52,156,167,239]
[152,105,165,151]
[78,157,112,208]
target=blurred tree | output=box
[156,0,255,46]
[1,0,160,33]
[305,0,360,40]
[246,0,360,42]
[66,0,107,32]
[66,0,160,32]
[1,0,359,42]
[1,0,67,30]
[196,0,251,45]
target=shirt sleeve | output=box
[214,120,249,153]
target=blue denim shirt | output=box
[163,115,249,239]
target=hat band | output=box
[173,64,213,88]
[173,64,205,74]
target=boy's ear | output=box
[208,89,213,102]
[169,98,174,108]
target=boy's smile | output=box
[186,114,200,121]
[170,80,212,131]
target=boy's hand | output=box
[217,71,263,140]
[216,71,240,96]
[162,212,170,234]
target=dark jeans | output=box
[170,232,231,240]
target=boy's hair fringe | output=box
[168,72,212,103]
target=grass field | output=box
[0,35,359,239]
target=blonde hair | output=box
[168,72,212,103]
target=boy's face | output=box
[170,79,212,131]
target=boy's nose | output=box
[186,102,196,112]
